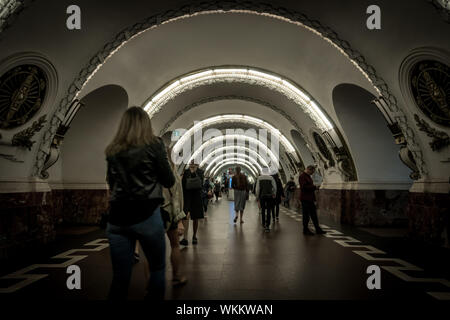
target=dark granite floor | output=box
[1,195,449,300]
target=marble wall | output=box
[316,189,410,226]
[0,189,108,260]
[406,192,449,247]
[0,191,57,260]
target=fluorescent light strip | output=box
[211,160,258,177]
[187,134,279,166]
[173,114,296,154]
[144,68,333,131]
[205,154,263,174]
[200,146,270,167]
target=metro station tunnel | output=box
[0,0,449,303]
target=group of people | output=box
[104,107,326,300]
[230,165,327,236]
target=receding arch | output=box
[206,154,262,176]
[60,85,128,184]
[211,160,258,178]
[290,129,315,167]
[201,146,270,169]
[182,134,280,171]
[144,67,333,132]
[332,83,411,184]
[172,113,297,157]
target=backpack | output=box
[259,179,273,198]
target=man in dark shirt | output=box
[299,165,326,235]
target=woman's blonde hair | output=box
[105,106,156,157]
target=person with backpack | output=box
[214,180,221,202]
[255,167,277,232]
[272,172,284,222]
[232,166,249,224]
[284,176,296,208]
[201,176,213,219]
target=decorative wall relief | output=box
[39,100,84,179]
[426,0,450,23]
[0,0,35,34]
[11,114,46,150]
[414,114,450,151]
[399,146,421,180]
[312,132,335,169]
[0,64,47,130]
[411,60,449,127]
[332,146,357,181]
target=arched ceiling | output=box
[78,11,376,115]
[0,0,447,185]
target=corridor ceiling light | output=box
[173,114,297,154]
[200,146,270,167]
[209,160,259,178]
[205,154,263,174]
[211,160,258,175]
[187,134,279,166]
[211,160,258,177]
[144,67,334,131]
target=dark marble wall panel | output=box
[0,192,57,260]
[62,189,109,225]
[316,189,409,227]
[0,189,109,260]
[406,192,449,247]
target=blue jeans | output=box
[106,207,166,300]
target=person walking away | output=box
[201,176,213,219]
[159,146,187,287]
[214,180,221,202]
[232,167,248,223]
[105,106,175,300]
[256,168,277,232]
[180,160,204,245]
[284,176,296,208]
[299,165,326,235]
[272,172,284,222]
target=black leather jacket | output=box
[106,138,175,203]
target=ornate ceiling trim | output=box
[0,0,34,34]
[426,0,450,23]
[32,1,427,178]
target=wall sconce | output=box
[372,97,406,145]
[40,99,84,179]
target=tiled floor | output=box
[1,196,449,300]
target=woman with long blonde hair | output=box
[105,106,175,300]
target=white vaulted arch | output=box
[180,135,280,172]
[211,160,259,177]
[205,154,263,175]
[172,114,298,158]
[200,146,270,168]
[144,67,333,132]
